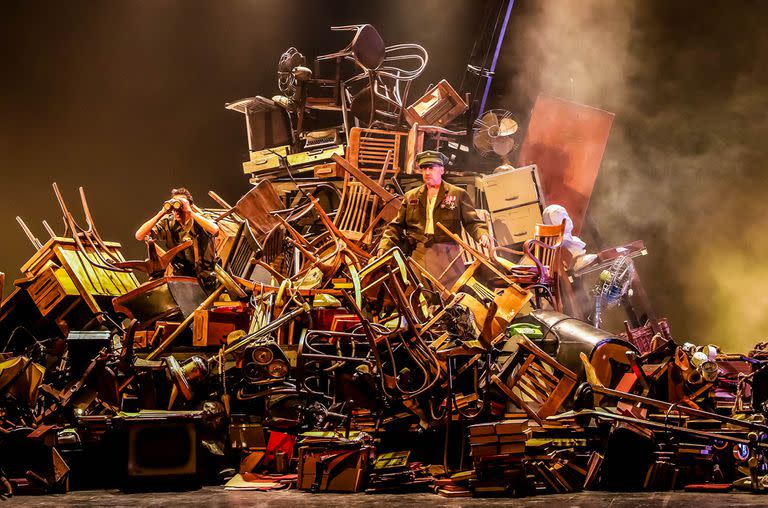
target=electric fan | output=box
[472,109,520,171]
[592,255,635,328]
[277,47,306,99]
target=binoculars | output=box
[163,199,184,211]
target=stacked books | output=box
[434,470,474,497]
[467,419,530,496]
[349,409,377,433]
[367,451,434,493]
[469,419,530,458]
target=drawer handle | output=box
[514,231,528,236]
[505,195,520,201]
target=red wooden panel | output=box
[517,95,614,235]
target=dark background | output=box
[1,0,767,351]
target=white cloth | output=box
[542,204,587,257]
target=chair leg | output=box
[366,71,376,127]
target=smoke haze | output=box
[497,0,768,350]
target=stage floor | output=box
[3,488,768,507]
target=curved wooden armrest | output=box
[523,239,546,272]
[494,246,524,257]
[520,238,561,281]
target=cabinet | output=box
[476,165,544,246]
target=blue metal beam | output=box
[478,0,515,115]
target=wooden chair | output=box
[457,209,492,269]
[492,336,578,424]
[346,127,407,179]
[492,220,565,269]
[342,271,443,402]
[302,24,386,114]
[330,151,398,247]
[491,220,566,311]
[434,209,494,288]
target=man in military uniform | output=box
[135,187,220,291]
[378,150,489,287]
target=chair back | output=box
[334,179,374,243]
[531,220,565,270]
[344,41,428,129]
[492,337,577,424]
[458,208,491,267]
[351,24,385,71]
[233,180,283,239]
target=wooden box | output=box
[404,79,467,127]
[134,321,181,349]
[192,303,252,347]
[297,446,369,492]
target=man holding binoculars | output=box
[135,188,220,290]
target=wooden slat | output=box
[529,361,560,386]
[525,366,558,392]
[492,374,544,425]
[518,337,577,379]
[517,376,547,402]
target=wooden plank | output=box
[538,377,577,418]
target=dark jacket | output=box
[378,181,487,254]
[151,215,218,282]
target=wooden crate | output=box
[192,304,252,347]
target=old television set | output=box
[123,412,201,487]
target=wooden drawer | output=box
[480,165,539,212]
[26,267,76,317]
[286,145,344,167]
[313,162,342,179]
[491,203,542,246]
[243,145,290,175]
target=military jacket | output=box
[378,181,487,254]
